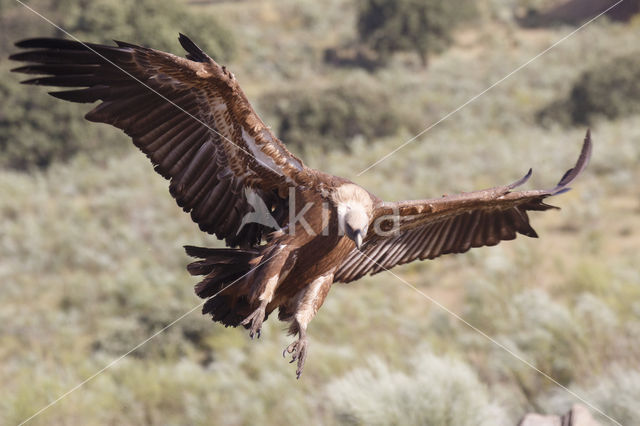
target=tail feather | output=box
[185,245,259,327]
[184,245,258,259]
[203,295,250,327]
[194,269,247,298]
[187,257,254,277]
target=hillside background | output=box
[1,0,639,424]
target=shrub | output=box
[538,54,640,127]
[541,365,640,425]
[326,351,508,425]
[356,0,475,66]
[60,0,235,61]
[516,0,640,28]
[1,0,234,61]
[1,0,235,171]
[0,71,130,170]
[260,80,403,150]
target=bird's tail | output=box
[184,245,260,327]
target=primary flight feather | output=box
[10,35,592,378]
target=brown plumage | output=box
[10,35,592,378]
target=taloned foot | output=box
[283,332,308,379]
[240,302,267,339]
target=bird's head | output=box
[343,207,369,249]
[332,184,373,250]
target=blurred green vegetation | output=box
[356,0,475,66]
[0,69,130,169]
[539,53,640,127]
[58,0,235,59]
[259,76,409,150]
[1,0,640,425]
[0,0,235,58]
[0,0,234,170]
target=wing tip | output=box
[13,39,29,48]
[508,167,533,190]
[18,77,42,85]
[8,52,28,62]
[13,38,51,48]
[178,33,210,63]
[10,65,38,74]
[113,40,138,49]
[525,167,533,178]
[13,37,86,50]
[551,129,592,194]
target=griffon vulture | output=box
[10,35,592,378]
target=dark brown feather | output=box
[335,132,592,283]
[10,35,318,248]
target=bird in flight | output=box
[10,35,592,378]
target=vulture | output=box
[10,35,592,378]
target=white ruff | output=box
[332,184,373,234]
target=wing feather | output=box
[442,214,464,253]
[431,217,454,257]
[335,132,592,282]
[10,36,314,248]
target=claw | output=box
[241,303,266,340]
[283,335,308,378]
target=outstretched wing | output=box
[336,131,592,282]
[10,35,312,248]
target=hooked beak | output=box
[354,230,363,250]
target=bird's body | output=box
[186,179,380,371]
[10,35,592,378]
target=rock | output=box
[519,404,601,426]
[519,413,562,426]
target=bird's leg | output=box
[242,244,294,339]
[240,300,267,339]
[281,273,333,378]
[283,320,308,379]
